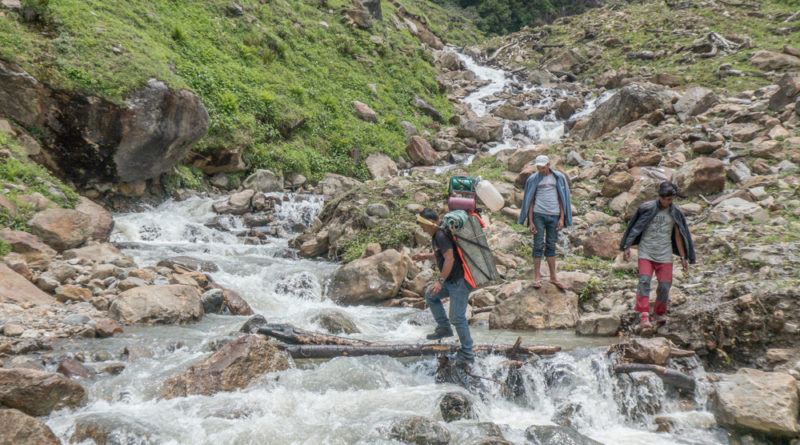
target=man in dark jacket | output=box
[619,182,696,329]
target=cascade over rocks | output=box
[71,413,159,445]
[328,249,409,305]
[161,335,291,399]
[0,61,209,184]
[389,416,450,445]
[0,368,86,416]
[525,425,602,445]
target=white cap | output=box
[534,155,550,166]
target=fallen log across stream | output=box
[257,323,561,360]
[278,343,562,359]
[614,363,696,391]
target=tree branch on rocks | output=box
[783,10,800,23]
[690,32,742,58]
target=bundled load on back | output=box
[443,209,500,288]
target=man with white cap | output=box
[518,155,573,290]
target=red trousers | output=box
[635,258,673,315]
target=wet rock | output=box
[121,344,152,361]
[627,337,671,365]
[573,82,674,140]
[161,335,290,399]
[95,318,123,338]
[406,136,439,166]
[28,208,92,251]
[581,232,622,260]
[0,409,60,445]
[489,281,579,330]
[274,271,319,300]
[201,288,225,314]
[365,153,398,179]
[110,284,203,324]
[225,189,255,215]
[75,197,114,242]
[329,249,409,305]
[72,412,159,445]
[0,263,59,306]
[0,228,57,262]
[242,169,282,193]
[222,289,254,315]
[556,97,583,120]
[715,369,799,437]
[239,314,268,334]
[576,313,621,336]
[439,392,473,422]
[389,416,450,445]
[0,368,86,416]
[57,357,95,380]
[63,243,132,265]
[492,103,527,121]
[156,256,219,272]
[673,157,725,195]
[674,87,719,122]
[616,371,663,421]
[525,425,601,445]
[311,309,360,334]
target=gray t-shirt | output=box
[533,174,561,216]
[638,208,675,263]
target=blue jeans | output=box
[425,278,474,363]
[532,212,559,258]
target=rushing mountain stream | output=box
[43,53,728,444]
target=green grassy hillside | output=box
[0,0,481,182]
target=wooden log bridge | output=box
[258,323,561,359]
[278,343,562,359]
[614,363,696,391]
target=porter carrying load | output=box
[443,209,500,288]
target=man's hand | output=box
[412,253,430,262]
[681,258,689,272]
[557,217,564,230]
[529,223,537,234]
[623,247,631,262]
[430,281,443,295]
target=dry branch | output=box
[258,324,371,346]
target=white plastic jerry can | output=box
[475,179,504,212]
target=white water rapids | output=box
[42,54,729,444]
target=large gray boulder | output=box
[458,116,504,142]
[768,72,800,112]
[0,368,86,416]
[714,368,800,438]
[0,60,209,184]
[365,153,398,179]
[109,284,203,324]
[75,197,114,242]
[673,157,725,195]
[328,249,409,305]
[489,281,579,330]
[573,82,674,140]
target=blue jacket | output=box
[518,170,573,227]
[619,200,696,264]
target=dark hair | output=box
[658,181,678,197]
[420,207,439,221]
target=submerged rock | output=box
[71,412,159,445]
[311,310,360,334]
[389,416,451,445]
[525,425,602,445]
[439,392,473,422]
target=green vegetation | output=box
[0,129,79,230]
[438,0,584,35]
[163,165,206,194]
[0,0,481,183]
[0,239,10,257]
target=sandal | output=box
[532,279,542,289]
[550,280,568,291]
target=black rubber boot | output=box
[426,326,454,340]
